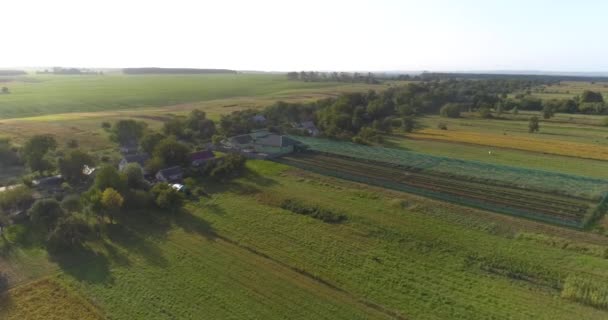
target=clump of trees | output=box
[280,199,346,223]
[440,103,461,118]
[21,135,57,173]
[528,116,540,133]
[198,154,247,180]
[0,138,20,167]
[163,109,216,141]
[111,120,146,145]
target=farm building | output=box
[190,150,215,166]
[156,166,184,183]
[224,130,298,156]
[292,121,320,136]
[119,154,150,173]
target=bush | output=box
[440,103,461,118]
[280,199,346,223]
[478,107,493,119]
[101,122,112,129]
[47,216,91,252]
[4,224,27,245]
[151,183,183,211]
[437,122,448,130]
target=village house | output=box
[155,166,184,183]
[190,150,215,167]
[224,130,297,156]
[119,153,150,173]
[293,121,320,136]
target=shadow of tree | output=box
[0,291,13,318]
[172,209,217,241]
[50,244,112,284]
[243,168,278,187]
[101,241,130,267]
[105,223,169,268]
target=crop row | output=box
[279,153,596,227]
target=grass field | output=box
[3,161,608,319]
[0,74,387,119]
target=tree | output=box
[47,216,90,252]
[21,135,57,172]
[286,72,299,80]
[61,194,82,213]
[440,103,461,118]
[151,183,183,210]
[542,104,555,119]
[478,107,493,119]
[528,116,540,133]
[0,186,33,212]
[58,150,95,183]
[163,117,186,138]
[0,138,19,166]
[94,166,126,192]
[101,188,124,223]
[111,120,146,145]
[402,116,417,133]
[29,199,65,232]
[185,110,217,140]
[581,90,604,103]
[140,132,165,153]
[123,163,146,189]
[211,134,226,146]
[153,137,190,167]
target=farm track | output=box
[279,153,596,227]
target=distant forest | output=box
[0,70,27,76]
[123,68,237,75]
[419,72,608,83]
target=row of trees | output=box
[287,71,380,84]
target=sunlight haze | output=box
[4,0,608,71]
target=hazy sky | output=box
[4,0,608,71]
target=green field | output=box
[0,74,386,118]
[5,161,608,319]
[3,79,608,319]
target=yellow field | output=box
[0,278,103,320]
[409,128,608,161]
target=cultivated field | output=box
[6,161,608,319]
[282,139,607,228]
[0,74,387,118]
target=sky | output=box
[3,0,608,72]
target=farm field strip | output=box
[279,153,598,227]
[409,128,608,161]
[293,136,608,200]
